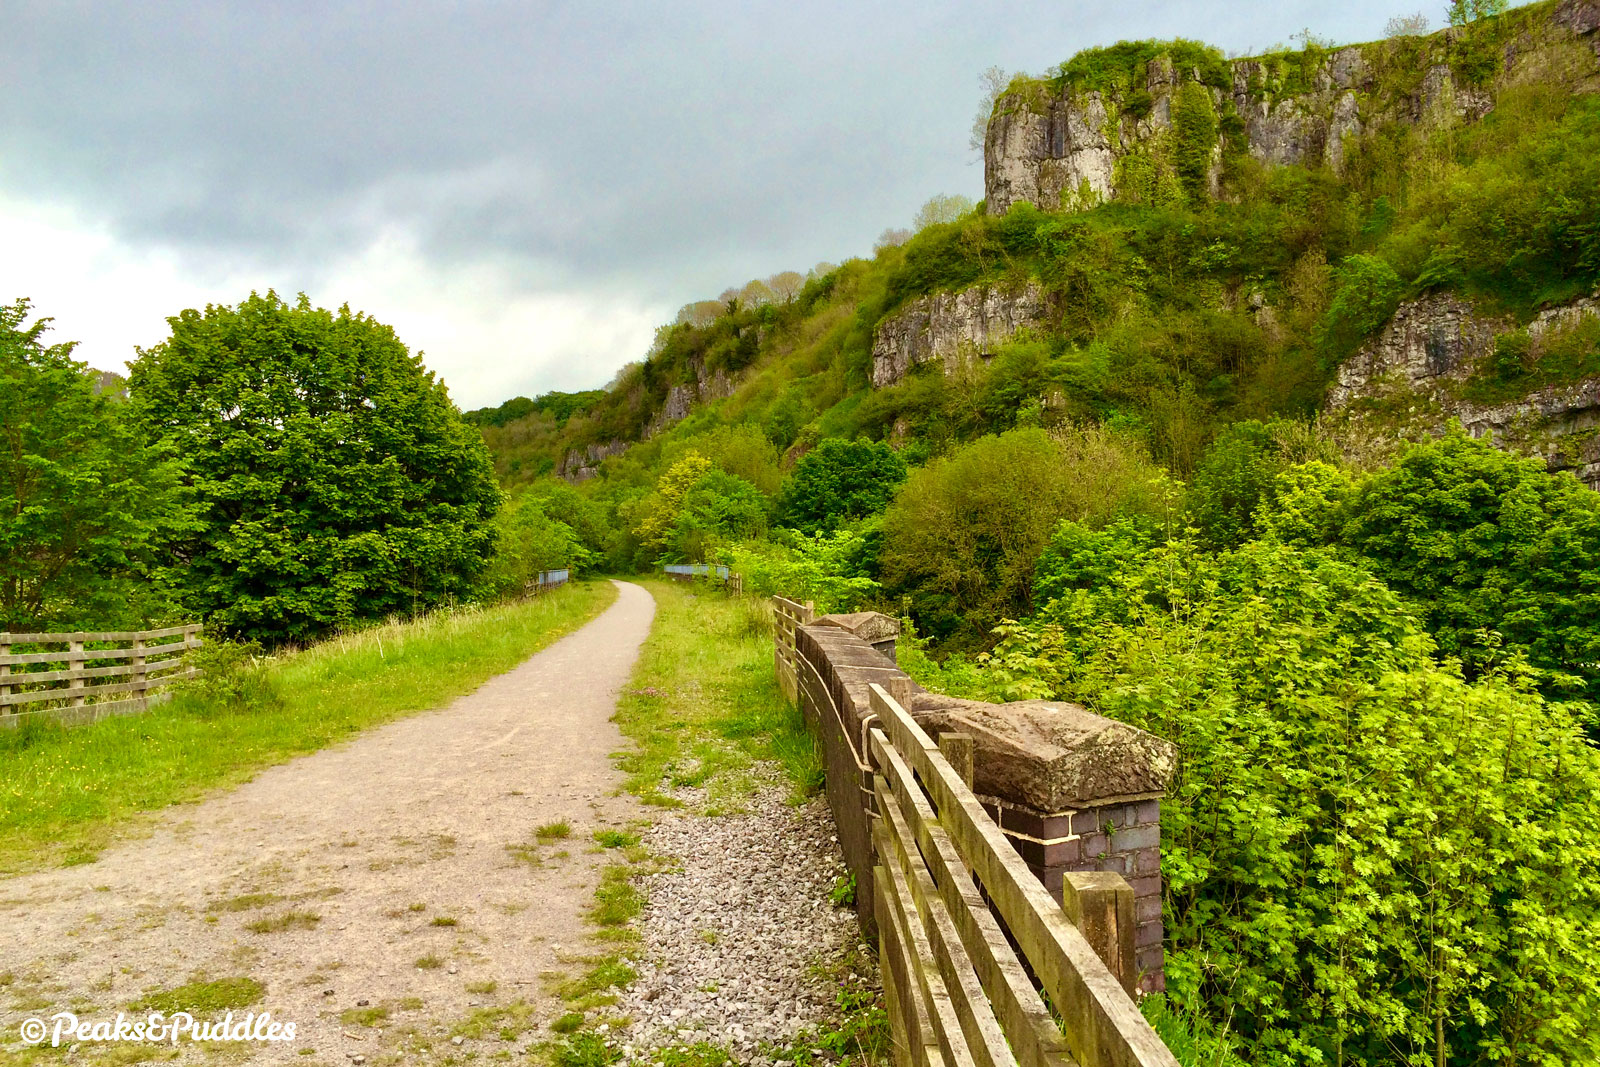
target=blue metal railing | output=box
[662,563,731,579]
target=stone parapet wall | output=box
[791,612,1176,993]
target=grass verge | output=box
[0,581,616,875]
[612,579,821,810]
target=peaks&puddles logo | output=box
[19,1010,297,1047]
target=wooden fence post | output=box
[68,636,86,708]
[937,731,976,790]
[0,638,10,719]
[1063,871,1137,997]
[132,635,147,704]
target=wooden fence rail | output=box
[0,624,203,728]
[867,682,1179,1067]
[772,595,814,703]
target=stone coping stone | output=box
[911,693,1175,812]
[814,611,901,645]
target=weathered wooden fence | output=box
[0,624,203,728]
[866,682,1178,1067]
[772,595,814,703]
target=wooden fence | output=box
[866,683,1178,1067]
[0,624,204,728]
[772,595,814,703]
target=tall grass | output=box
[0,583,616,874]
[612,581,822,811]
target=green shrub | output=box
[980,532,1600,1066]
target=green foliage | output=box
[1316,428,1600,704]
[984,532,1600,1067]
[1139,993,1248,1067]
[879,427,1175,645]
[724,528,880,614]
[127,291,500,645]
[462,390,606,428]
[1448,0,1508,26]
[1317,253,1404,358]
[1170,82,1218,205]
[0,299,187,630]
[1053,39,1230,95]
[480,491,596,599]
[777,437,907,534]
[1187,419,1333,547]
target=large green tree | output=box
[128,292,500,643]
[777,437,906,534]
[0,299,184,630]
[1318,430,1600,704]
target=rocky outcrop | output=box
[986,1,1600,214]
[870,283,1047,388]
[645,362,739,437]
[1326,292,1600,488]
[557,439,628,482]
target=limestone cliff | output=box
[1325,292,1600,488]
[644,361,739,437]
[985,0,1600,215]
[870,282,1048,388]
[557,438,629,482]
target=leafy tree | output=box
[480,492,594,598]
[0,300,186,630]
[969,66,1012,157]
[1330,428,1600,703]
[765,271,806,303]
[912,194,976,232]
[1188,420,1332,547]
[127,291,500,644]
[1384,11,1429,35]
[1448,0,1506,25]
[1318,253,1404,357]
[777,437,907,534]
[724,528,880,613]
[671,469,769,560]
[633,451,713,557]
[879,427,1172,645]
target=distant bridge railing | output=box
[0,624,204,728]
[533,569,570,592]
[662,564,743,594]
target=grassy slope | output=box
[611,579,820,810]
[0,581,616,875]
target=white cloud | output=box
[0,192,668,409]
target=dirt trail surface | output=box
[0,580,655,1064]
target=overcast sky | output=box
[3,0,1420,409]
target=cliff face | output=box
[870,283,1047,388]
[1326,292,1600,488]
[985,0,1600,215]
[644,361,738,437]
[558,358,741,481]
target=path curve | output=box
[0,580,656,1063]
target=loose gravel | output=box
[615,773,879,1066]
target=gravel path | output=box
[615,775,879,1067]
[0,581,655,1065]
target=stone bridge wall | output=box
[790,611,1176,993]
